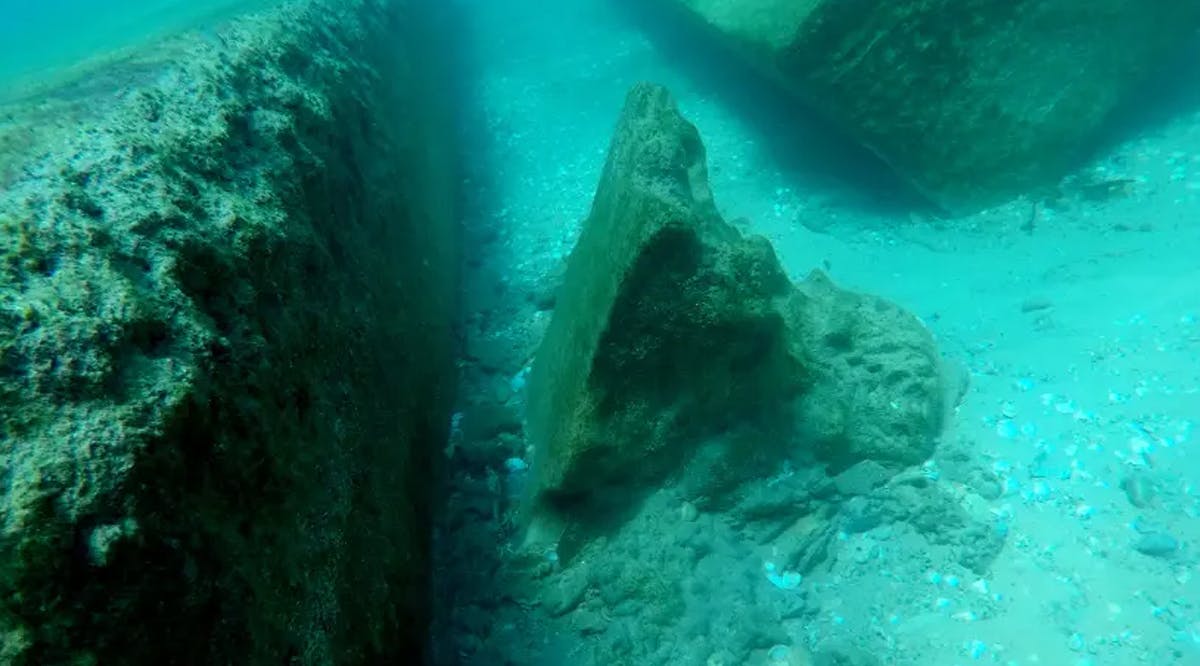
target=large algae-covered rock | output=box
[647,0,1200,211]
[524,82,804,511]
[787,270,946,469]
[524,83,943,532]
[0,0,456,663]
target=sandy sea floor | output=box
[449,1,1200,663]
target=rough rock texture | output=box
[524,83,943,537]
[0,0,456,663]
[523,81,802,517]
[503,460,1005,665]
[788,270,947,469]
[646,0,1200,211]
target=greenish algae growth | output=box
[0,0,457,663]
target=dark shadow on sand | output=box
[609,0,935,219]
[612,2,1200,220]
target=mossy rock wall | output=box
[655,0,1200,211]
[0,0,457,663]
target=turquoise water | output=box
[0,0,274,95]
[1,0,1198,664]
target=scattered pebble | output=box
[766,645,790,664]
[1120,473,1158,508]
[763,562,802,590]
[1021,297,1053,313]
[1133,532,1179,557]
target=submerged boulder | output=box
[0,0,456,663]
[644,0,1200,211]
[524,83,943,536]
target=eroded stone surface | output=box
[0,0,456,662]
